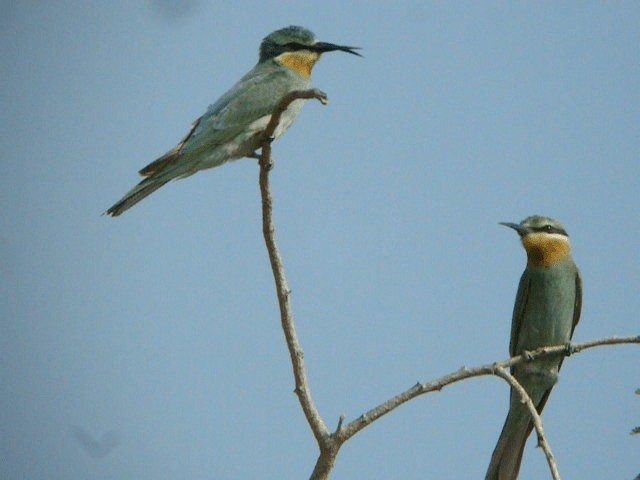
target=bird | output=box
[486,215,582,480]
[105,25,361,216]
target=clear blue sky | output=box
[1,1,638,479]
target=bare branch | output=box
[310,450,338,480]
[340,335,640,440]
[493,366,561,480]
[258,89,331,448]
[256,87,640,480]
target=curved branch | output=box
[339,335,639,441]
[258,89,330,446]
[256,88,640,480]
[493,366,561,480]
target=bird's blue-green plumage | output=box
[259,26,317,62]
[106,25,359,216]
[486,216,582,480]
[174,62,311,172]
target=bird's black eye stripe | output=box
[283,42,306,51]
[533,224,568,236]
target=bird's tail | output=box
[485,395,535,480]
[105,175,171,216]
[106,150,185,216]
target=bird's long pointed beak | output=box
[313,41,362,57]
[499,222,528,236]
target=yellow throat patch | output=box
[277,51,321,79]
[522,232,571,268]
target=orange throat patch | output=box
[522,232,571,267]
[277,51,321,79]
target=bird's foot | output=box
[309,88,329,105]
[564,342,574,357]
[522,350,534,361]
[250,151,276,170]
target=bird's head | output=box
[500,215,572,268]
[259,26,361,78]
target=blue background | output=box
[1,1,638,478]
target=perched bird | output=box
[486,215,582,480]
[106,25,361,216]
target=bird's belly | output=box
[271,98,306,139]
[228,99,307,159]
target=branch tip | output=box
[334,414,346,435]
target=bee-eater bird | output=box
[486,215,582,480]
[106,25,360,216]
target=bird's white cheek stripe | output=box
[524,232,571,246]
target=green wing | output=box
[509,270,531,358]
[571,269,582,339]
[180,65,305,154]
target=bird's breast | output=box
[517,265,577,351]
[523,233,571,268]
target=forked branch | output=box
[493,367,560,480]
[257,87,640,480]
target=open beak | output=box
[313,41,363,57]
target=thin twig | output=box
[340,335,640,441]
[258,89,331,447]
[493,366,561,480]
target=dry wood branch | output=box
[258,89,331,448]
[256,89,640,480]
[340,335,639,441]
[493,366,560,480]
